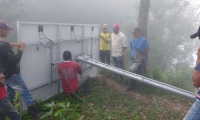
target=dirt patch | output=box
[94,74,192,115]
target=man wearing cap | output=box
[0,20,39,119]
[125,28,149,91]
[111,24,128,83]
[184,26,200,120]
[99,24,111,64]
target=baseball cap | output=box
[0,20,13,31]
[112,23,120,30]
[190,26,200,39]
[102,24,108,29]
[131,28,141,34]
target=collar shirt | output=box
[111,31,128,57]
[130,36,149,59]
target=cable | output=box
[58,64,102,119]
[70,31,82,43]
[37,32,54,50]
[37,32,73,50]
[90,30,97,43]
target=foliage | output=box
[40,101,80,120]
[20,77,191,120]
[14,92,20,111]
[147,64,194,92]
[0,0,26,23]
[148,0,199,71]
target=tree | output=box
[138,0,150,38]
[137,0,150,76]
[0,0,26,24]
[148,0,198,71]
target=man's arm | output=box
[146,48,150,55]
[121,35,128,52]
[100,35,110,44]
[123,47,127,52]
[0,74,5,87]
[2,42,25,66]
[192,47,200,87]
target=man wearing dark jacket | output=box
[184,26,200,120]
[0,20,39,119]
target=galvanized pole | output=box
[77,56,195,100]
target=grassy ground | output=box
[20,71,192,120]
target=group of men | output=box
[0,20,92,120]
[1,18,200,120]
[99,23,149,91]
[0,21,150,119]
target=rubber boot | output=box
[111,74,117,78]
[124,79,134,92]
[118,76,123,83]
[27,104,39,120]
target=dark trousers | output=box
[0,97,21,120]
[100,50,110,64]
[78,75,90,96]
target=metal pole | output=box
[77,56,195,100]
[49,47,53,86]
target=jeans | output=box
[130,59,142,73]
[127,59,142,88]
[0,97,21,120]
[183,98,200,120]
[5,74,34,106]
[79,75,90,96]
[113,56,123,80]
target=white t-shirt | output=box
[111,31,128,57]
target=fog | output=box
[1,0,200,87]
[2,0,200,119]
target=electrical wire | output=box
[37,32,54,50]
[90,30,97,43]
[37,32,72,50]
[58,64,102,119]
[70,31,82,43]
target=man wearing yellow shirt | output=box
[99,24,111,65]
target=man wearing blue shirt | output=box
[125,28,149,91]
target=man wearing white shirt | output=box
[111,24,128,83]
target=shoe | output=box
[27,104,39,120]
[124,80,134,92]
[124,86,133,92]
[82,94,90,98]
[111,74,117,78]
[118,79,123,83]
[66,93,73,99]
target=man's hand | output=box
[122,51,124,57]
[0,74,5,87]
[18,42,26,51]
[99,35,104,39]
[10,43,19,48]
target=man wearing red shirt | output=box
[0,74,20,120]
[58,51,90,97]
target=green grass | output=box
[21,73,190,120]
[99,69,193,104]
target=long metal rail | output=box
[77,56,195,100]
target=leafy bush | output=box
[40,101,80,120]
[147,64,194,92]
